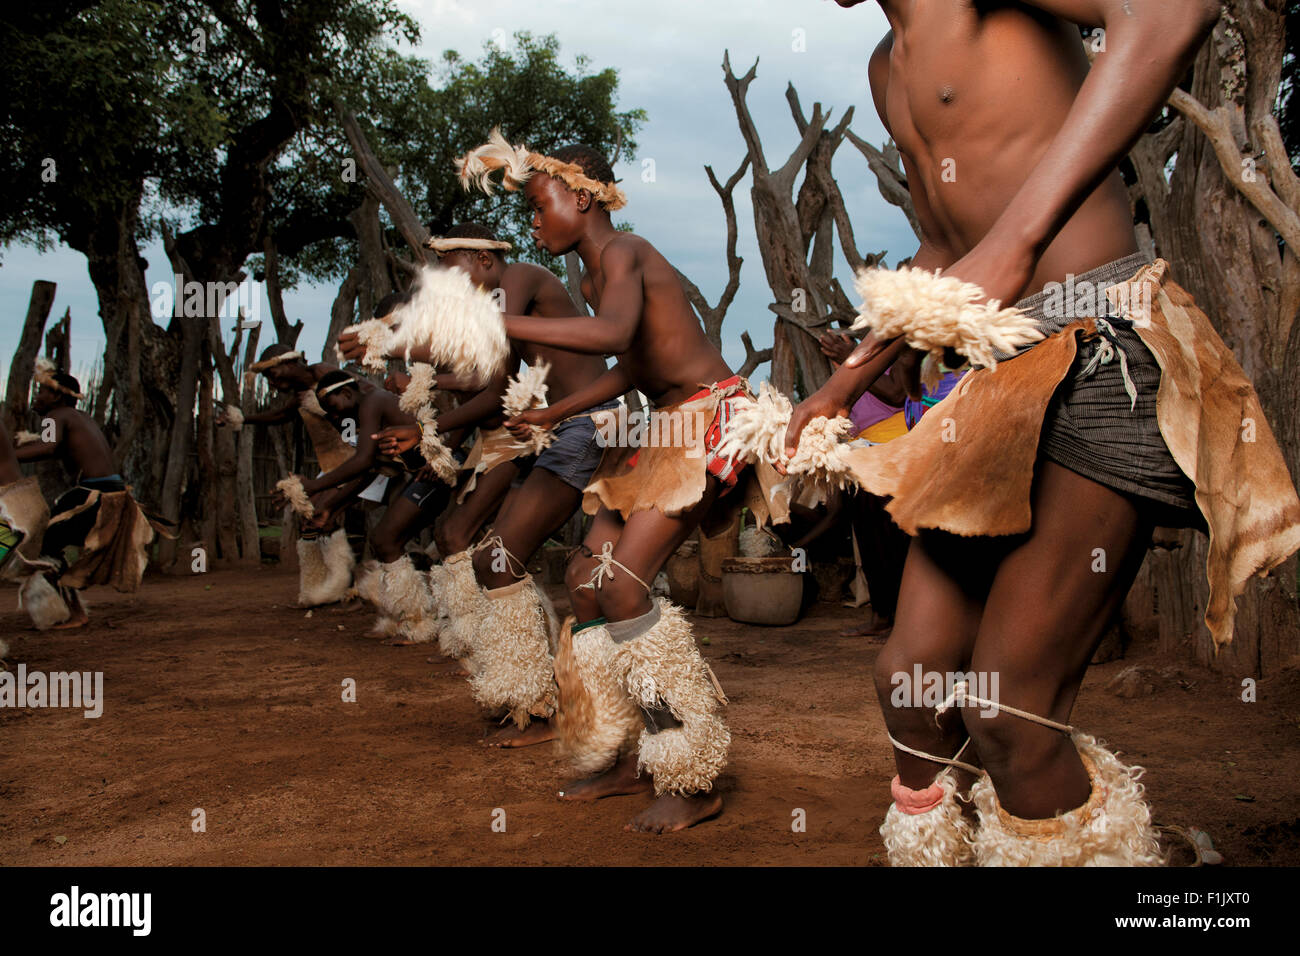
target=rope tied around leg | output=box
[934,679,1075,735]
[471,531,529,580]
[576,541,653,594]
[886,732,981,776]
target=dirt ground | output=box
[2,565,1298,866]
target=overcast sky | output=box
[0,0,916,391]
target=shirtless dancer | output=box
[453,134,767,832]
[15,368,168,628]
[344,224,614,744]
[785,1,1300,864]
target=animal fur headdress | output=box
[344,263,509,384]
[456,128,627,211]
[425,236,512,254]
[851,267,1044,387]
[33,357,84,400]
[247,350,305,373]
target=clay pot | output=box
[722,556,804,626]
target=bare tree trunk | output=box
[44,307,71,374]
[1117,5,1299,675]
[721,53,848,397]
[336,103,431,261]
[262,235,303,348]
[4,280,56,431]
[236,319,263,567]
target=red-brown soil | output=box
[2,566,1297,865]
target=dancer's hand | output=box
[818,332,856,367]
[780,382,853,474]
[336,329,366,362]
[374,424,420,457]
[938,231,1037,313]
[505,407,555,443]
[384,371,411,396]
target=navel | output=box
[939,85,956,104]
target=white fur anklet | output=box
[880,770,975,866]
[971,733,1164,867]
[555,617,642,775]
[605,599,730,796]
[470,575,558,727]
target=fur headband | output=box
[248,350,305,373]
[456,128,627,212]
[425,236,513,254]
[33,357,84,400]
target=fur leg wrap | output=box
[375,553,437,644]
[433,550,484,670]
[470,576,558,727]
[555,618,643,775]
[880,770,975,866]
[970,733,1164,866]
[297,530,355,607]
[19,572,73,630]
[605,599,730,796]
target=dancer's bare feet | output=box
[559,753,653,802]
[50,607,89,630]
[841,610,892,639]
[625,792,723,834]
[485,719,555,748]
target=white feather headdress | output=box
[501,361,555,455]
[456,127,627,211]
[716,382,857,490]
[851,267,1043,387]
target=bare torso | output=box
[501,262,610,403]
[581,235,733,406]
[49,406,118,480]
[871,1,1138,290]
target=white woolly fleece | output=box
[970,733,1164,866]
[879,770,976,867]
[851,266,1044,377]
[501,361,555,455]
[399,363,438,416]
[376,553,437,644]
[385,264,509,384]
[297,530,355,607]
[715,383,856,488]
[556,620,643,775]
[18,573,72,629]
[434,551,486,671]
[276,475,314,519]
[470,577,558,728]
[416,406,459,483]
[604,599,731,796]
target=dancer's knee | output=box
[594,575,653,623]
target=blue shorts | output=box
[528,402,616,492]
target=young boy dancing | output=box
[783,0,1300,865]
[454,132,778,832]
[344,223,616,745]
